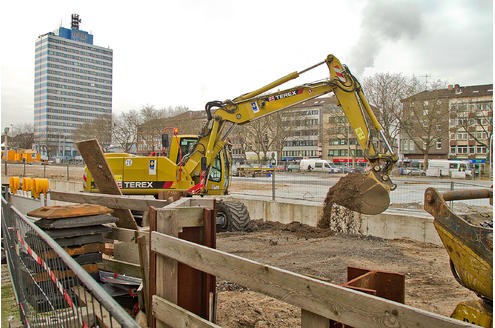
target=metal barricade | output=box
[1,194,140,328]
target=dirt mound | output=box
[245,219,334,239]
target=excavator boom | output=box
[195,54,398,214]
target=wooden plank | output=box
[149,207,158,328]
[152,295,220,328]
[187,198,215,208]
[203,208,216,323]
[106,227,149,243]
[27,204,112,219]
[40,243,105,259]
[137,235,150,325]
[301,309,328,328]
[151,232,472,328]
[98,257,142,278]
[75,139,137,230]
[50,191,171,212]
[156,209,179,304]
[166,207,204,228]
[31,264,98,282]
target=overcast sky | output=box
[1,0,493,131]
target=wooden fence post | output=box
[151,199,216,327]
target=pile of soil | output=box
[245,219,335,239]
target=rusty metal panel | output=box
[330,266,405,328]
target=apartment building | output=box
[400,84,492,173]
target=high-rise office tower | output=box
[34,14,113,160]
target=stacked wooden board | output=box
[23,204,117,311]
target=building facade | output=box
[400,84,492,173]
[34,14,113,160]
[321,96,368,166]
[280,98,327,161]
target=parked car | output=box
[407,168,426,176]
[287,163,300,172]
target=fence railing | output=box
[1,192,140,328]
[230,172,492,210]
[2,162,491,210]
[3,162,84,181]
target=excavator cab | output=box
[166,134,231,196]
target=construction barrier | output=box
[1,191,141,328]
[9,176,49,199]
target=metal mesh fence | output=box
[230,172,492,210]
[2,163,84,181]
[1,193,140,328]
[2,162,491,210]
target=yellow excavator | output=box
[83,54,398,229]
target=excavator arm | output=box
[184,54,398,214]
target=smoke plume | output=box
[349,0,422,75]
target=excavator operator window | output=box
[208,155,222,182]
[176,138,198,164]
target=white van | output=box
[426,160,472,178]
[299,159,340,173]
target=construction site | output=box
[2,154,493,328]
[1,55,493,328]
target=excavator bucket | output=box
[424,187,493,300]
[324,172,390,215]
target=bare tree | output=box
[233,110,300,165]
[362,73,411,149]
[113,110,141,152]
[72,114,112,151]
[10,123,35,149]
[399,82,449,169]
[239,116,274,165]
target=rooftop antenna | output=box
[420,74,431,90]
[71,14,81,30]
